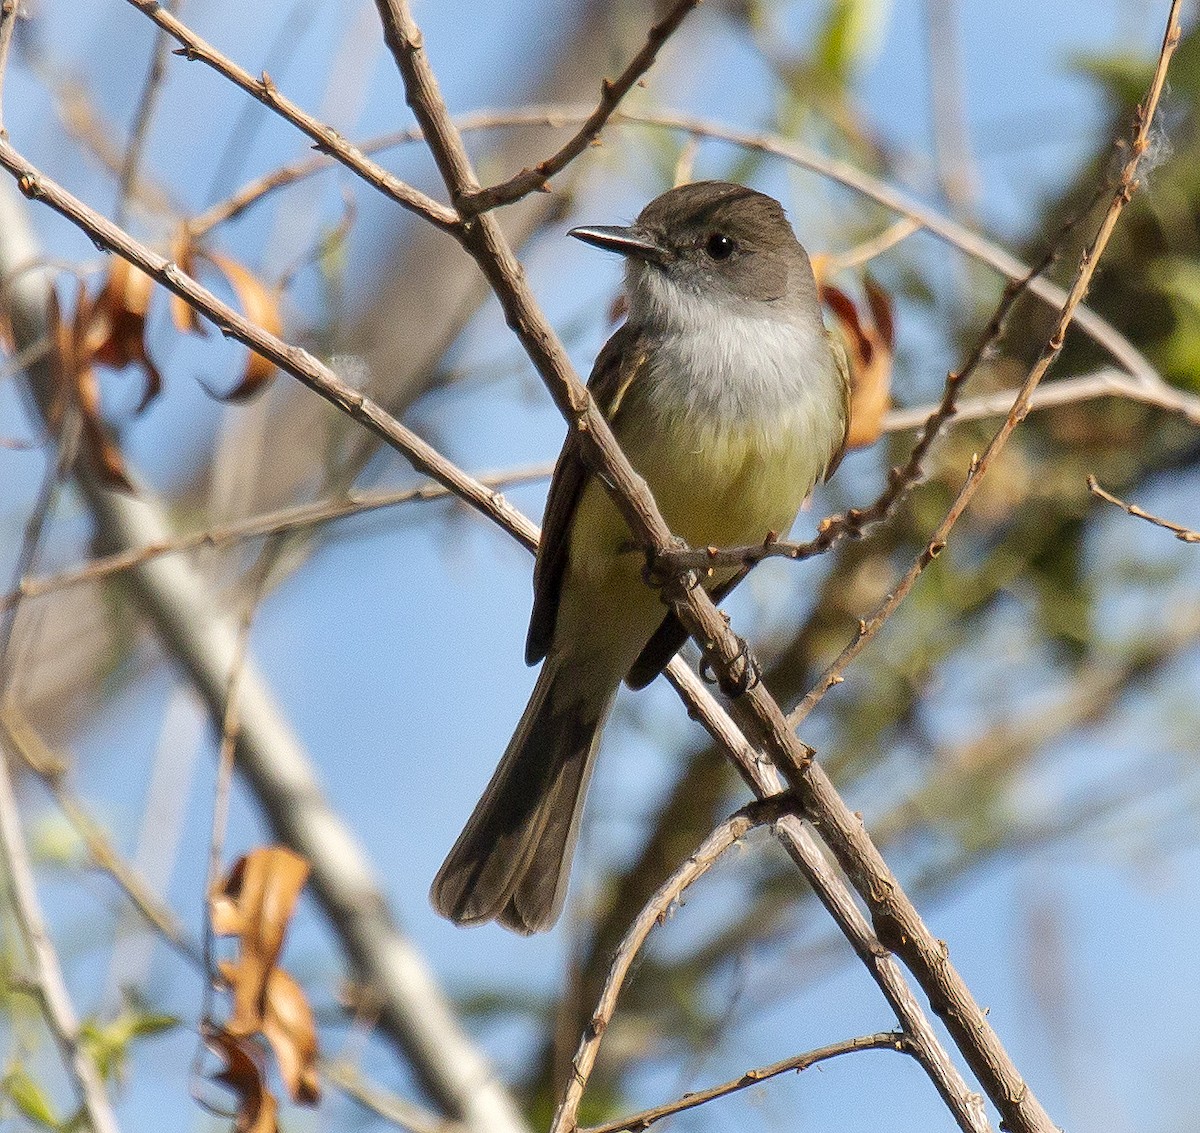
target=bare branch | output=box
[1087,475,1200,543]
[791,0,1183,731]
[1,700,203,966]
[2,466,552,613]
[0,721,121,1133]
[552,797,797,1133]
[0,175,532,1133]
[662,664,992,1133]
[583,1032,912,1133]
[121,0,459,230]
[115,5,177,226]
[458,0,702,213]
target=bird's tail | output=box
[430,657,614,934]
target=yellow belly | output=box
[556,412,818,683]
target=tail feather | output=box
[431,659,613,934]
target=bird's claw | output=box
[700,633,762,698]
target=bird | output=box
[431,181,849,933]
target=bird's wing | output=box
[823,331,852,482]
[525,323,650,665]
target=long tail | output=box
[431,657,614,934]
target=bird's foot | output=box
[700,633,762,698]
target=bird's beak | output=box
[569,224,668,263]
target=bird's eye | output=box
[705,232,735,260]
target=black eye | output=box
[705,232,735,260]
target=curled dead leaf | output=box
[170,229,281,400]
[169,227,205,336]
[819,276,895,449]
[198,250,282,401]
[262,968,320,1105]
[87,255,163,413]
[49,281,135,491]
[210,847,310,1037]
[204,1024,279,1133]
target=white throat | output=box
[628,268,843,446]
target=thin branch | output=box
[0,408,79,696]
[0,175,533,1133]
[326,1061,467,1133]
[0,142,542,555]
[0,726,121,1133]
[2,465,552,614]
[457,0,702,213]
[551,797,797,1133]
[583,1032,912,1133]
[1087,475,1200,543]
[189,103,1160,393]
[885,366,1200,430]
[1,700,203,964]
[116,4,179,226]
[822,216,922,272]
[0,0,17,124]
[662,664,992,1133]
[122,0,459,230]
[791,0,1182,731]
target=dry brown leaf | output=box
[87,256,163,413]
[49,281,135,490]
[169,227,205,336]
[819,277,895,449]
[210,847,309,1037]
[198,250,282,401]
[261,968,320,1105]
[205,1025,279,1133]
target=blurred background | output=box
[1,0,1199,1130]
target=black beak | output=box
[568,224,668,263]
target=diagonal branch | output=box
[0,725,121,1133]
[457,0,702,214]
[583,1032,912,1133]
[0,174,531,1133]
[122,0,459,230]
[790,0,1183,731]
[1088,475,1200,543]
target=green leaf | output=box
[3,1067,61,1128]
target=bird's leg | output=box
[700,628,762,698]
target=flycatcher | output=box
[432,181,849,934]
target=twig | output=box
[791,0,1182,731]
[1087,475,1200,543]
[0,143,543,555]
[116,5,179,226]
[822,216,922,272]
[0,408,79,696]
[457,0,702,213]
[661,665,992,1133]
[0,0,17,124]
[2,465,552,614]
[188,103,1160,392]
[925,0,979,218]
[0,175,533,1133]
[885,366,1200,430]
[551,797,796,1133]
[583,1032,912,1133]
[0,723,121,1133]
[326,1060,467,1133]
[122,0,459,230]
[0,699,203,965]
